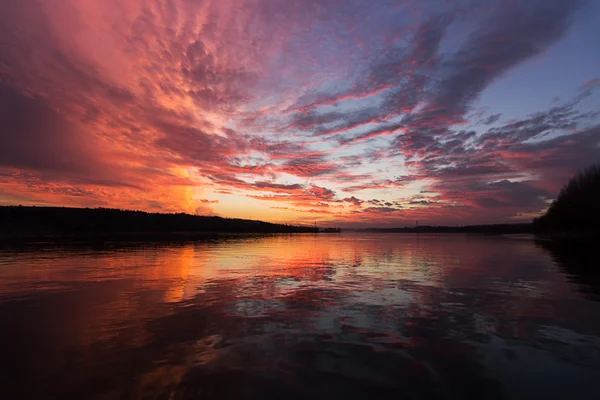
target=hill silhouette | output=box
[533,164,600,233]
[0,206,319,238]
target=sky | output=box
[0,0,599,227]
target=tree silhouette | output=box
[533,164,600,232]
[0,206,320,236]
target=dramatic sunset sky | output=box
[1,0,599,227]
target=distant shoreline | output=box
[0,206,333,241]
[2,205,596,243]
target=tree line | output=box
[0,206,319,235]
[533,163,600,233]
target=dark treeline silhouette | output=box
[364,223,532,235]
[0,206,320,237]
[319,227,342,233]
[533,164,600,233]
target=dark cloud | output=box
[0,83,99,174]
[482,180,551,208]
[478,102,579,147]
[397,92,598,210]
[252,182,304,191]
[362,206,401,213]
[343,196,364,206]
[409,200,433,205]
[280,155,339,177]
[482,113,502,125]
[289,13,453,114]
[288,109,345,131]
[513,124,600,190]
[305,185,336,201]
[153,123,234,164]
[434,178,552,215]
[338,122,404,145]
[371,15,451,90]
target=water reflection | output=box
[536,239,600,302]
[1,234,600,399]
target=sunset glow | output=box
[1,0,599,226]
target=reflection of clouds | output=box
[2,234,600,398]
[228,299,285,318]
[535,239,600,303]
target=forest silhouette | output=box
[0,206,319,237]
[534,164,600,233]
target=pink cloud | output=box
[0,0,597,226]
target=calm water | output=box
[1,233,600,399]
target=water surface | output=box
[1,233,600,399]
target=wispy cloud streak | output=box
[0,0,598,225]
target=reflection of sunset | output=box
[3,234,600,398]
[0,234,574,324]
[162,246,193,303]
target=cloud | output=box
[252,182,304,191]
[343,196,364,206]
[581,78,600,89]
[409,200,433,205]
[0,83,100,174]
[482,113,502,125]
[397,0,583,156]
[338,122,404,145]
[305,185,336,201]
[0,0,596,225]
[279,155,339,177]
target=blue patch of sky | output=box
[475,3,600,122]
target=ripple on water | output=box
[1,234,600,399]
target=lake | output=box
[1,233,600,399]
